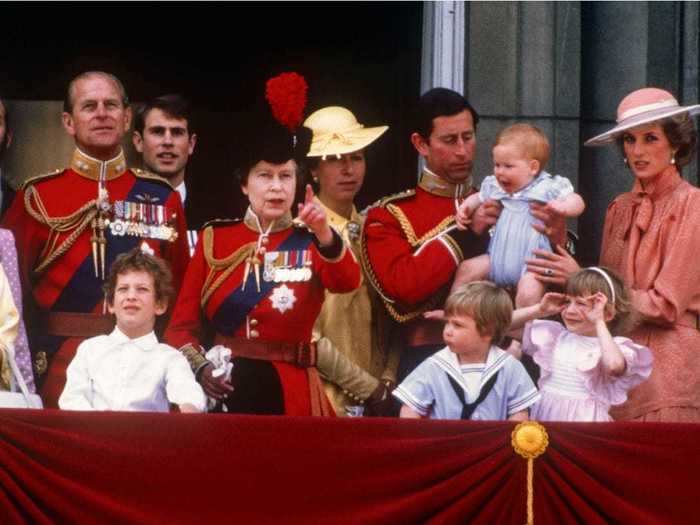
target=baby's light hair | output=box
[494,123,550,171]
[565,267,635,335]
[444,281,513,345]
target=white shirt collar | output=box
[109,327,159,350]
[176,181,187,204]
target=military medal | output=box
[263,251,278,282]
[263,249,314,283]
[108,199,177,241]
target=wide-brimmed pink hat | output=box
[585,87,700,146]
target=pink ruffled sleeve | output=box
[577,338,653,406]
[522,320,566,375]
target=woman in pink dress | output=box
[527,88,700,421]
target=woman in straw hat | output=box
[165,74,361,416]
[527,87,700,421]
[303,106,398,416]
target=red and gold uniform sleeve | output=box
[312,229,361,294]
[164,233,208,350]
[363,205,487,305]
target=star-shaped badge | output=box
[270,284,296,313]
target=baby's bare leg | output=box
[451,254,490,293]
[515,271,546,308]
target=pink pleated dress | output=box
[523,320,653,422]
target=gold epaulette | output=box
[366,189,415,211]
[201,217,242,230]
[200,221,254,307]
[131,168,175,188]
[21,169,63,190]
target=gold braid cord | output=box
[200,226,256,308]
[359,206,454,323]
[24,185,98,275]
[386,204,456,247]
[511,421,549,525]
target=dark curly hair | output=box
[103,248,174,307]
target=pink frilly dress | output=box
[522,320,653,422]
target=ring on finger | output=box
[544,269,554,276]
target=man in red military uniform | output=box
[2,71,189,407]
[362,88,565,381]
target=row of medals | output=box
[105,200,178,242]
[263,251,313,283]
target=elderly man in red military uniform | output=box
[362,88,566,382]
[2,71,189,407]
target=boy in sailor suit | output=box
[394,282,539,420]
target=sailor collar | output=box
[432,345,510,394]
[418,168,471,199]
[243,206,294,234]
[71,148,127,181]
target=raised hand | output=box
[538,292,568,317]
[583,292,608,324]
[298,184,333,245]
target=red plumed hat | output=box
[239,72,312,174]
[266,72,308,132]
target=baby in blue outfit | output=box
[455,124,585,307]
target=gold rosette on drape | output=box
[512,421,549,525]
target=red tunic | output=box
[2,149,189,407]
[361,170,488,376]
[165,211,361,415]
[362,170,488,324]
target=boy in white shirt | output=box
[59,248,206,412]
[394,281,539,421]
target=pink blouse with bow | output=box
[600,166,700,420]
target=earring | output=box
[313,177,319,183]
[623,157,629,167]
[671,155,676,165]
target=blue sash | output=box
[211,228,312,335]
[51,177,173,313]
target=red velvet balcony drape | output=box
[1,409,698,524]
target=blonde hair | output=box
[494,123,550,170]
[565,267,635,335]
[445,281,513,344]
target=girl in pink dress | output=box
[511,267,653,422]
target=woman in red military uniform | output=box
[165,74,360,415]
